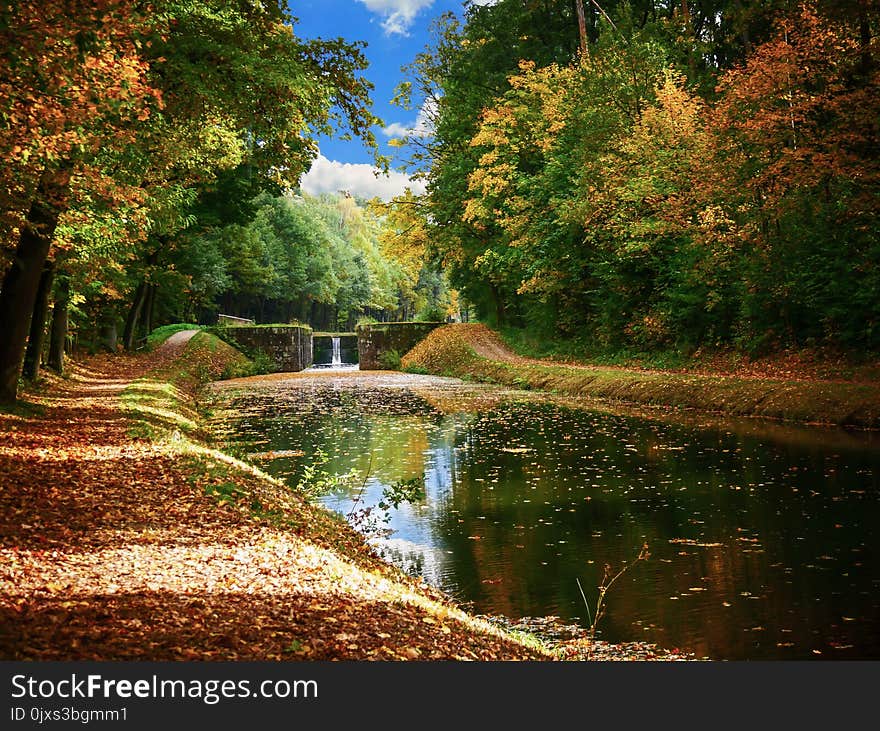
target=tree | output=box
[710,2,880,348]
[0,0,157,400]
[0,0,381,401]
[393,0,878,352]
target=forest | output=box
[1,0,878,405]
[391,0,879,355]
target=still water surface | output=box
[210,372,880,660]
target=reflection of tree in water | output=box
[424,400,880,659]
[215,384,447,486]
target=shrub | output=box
[377,348,401,370]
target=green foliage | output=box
[377,476,425,511]
[220,350,274,380]
[1,0,384,375]
[295,449,359,500]
[399,0,880,356]
[348,475,426,538]
[199,325,275,379]
[416,305,447,323]
[8,0,875,378]
[377,348,402,370]
[183,191,445,330]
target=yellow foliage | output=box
[373,189,430,286]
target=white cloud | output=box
[357,0,434,36]
[300,155,425,201]
[382,122,412,138]
[382,97,437,139]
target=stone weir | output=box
[217,322,443,372]
[356,322,444,370]
[313,334,358,365]
[220,325,313,372]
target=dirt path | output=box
[0,337,545,660]
[163,328,200,349]
[466,325,681,373]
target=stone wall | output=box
[313,334,358,365]
[221,325,313,372]
[356,322,443,370]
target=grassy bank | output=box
[401,324,880,428]
[498,327,880,383]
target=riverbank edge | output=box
[401,325,880,429]
[120,330,559,660]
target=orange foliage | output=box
[712,2,880,227]
[0,1,160,245]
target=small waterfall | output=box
[331,336,342,366]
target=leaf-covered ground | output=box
[0,333,556,661]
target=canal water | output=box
[208,372,880,660]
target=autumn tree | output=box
[0,0,157,401]
[398,0,878,353]
[460,12,671,334]
[709,2,880,348]
[394,0,584,325]
[113,0,381,350]
[0,0,381,401]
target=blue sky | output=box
[291,1,486,199]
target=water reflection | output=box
[209,374,880,660]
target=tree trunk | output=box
[0,165,71,403]
[859,1,872,75]
[490,284,505,328]
[143,283,157,338]
[575,0,588,57]
[99,318,118,352]
[733,0,751,56]
[680,0,690,24]
[123,281,147,351]
[48,275,69,374]
[22,261,55,380]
